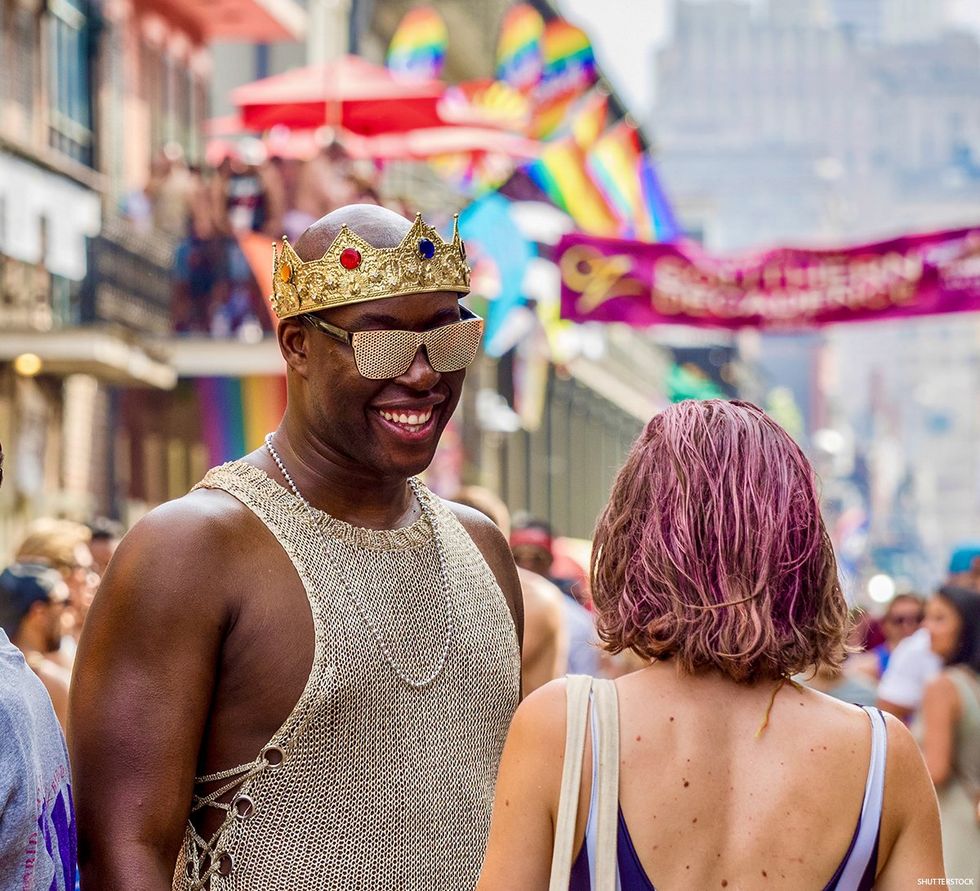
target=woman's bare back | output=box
[570,664,926,889]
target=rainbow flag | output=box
[637,153,681,242]
[541,18,595,79]
[387,7,449,80]
[496,4,545,94]
[527,139,619,236]
[587,120,644,236]
[571,89,608,149]
[196,376,287,466]
[532,19,598,139]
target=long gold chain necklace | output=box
[265,433,452,689]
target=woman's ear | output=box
[278,318,311,379]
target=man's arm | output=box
[448,502,525,656]
[68,494,236,890]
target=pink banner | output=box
[557,227,980,329]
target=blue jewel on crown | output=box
[418,238,436,260]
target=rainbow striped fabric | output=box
[387,7,449,80]
[496,4,546,93]
[196,376,287,466]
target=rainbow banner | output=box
[196,376,287,466]
[587,121,644,236]
[387,7,449,80]
[496,4,545,94]
[532,19,598,139]
[527,139,619,236]
[570,89,608,149]
[557,226,980,330]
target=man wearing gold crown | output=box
[69,204,524,890]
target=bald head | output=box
[294,204,413,261]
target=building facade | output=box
[0,0,304,555]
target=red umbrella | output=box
[231,54,445,135]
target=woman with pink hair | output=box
[478,400,942,890]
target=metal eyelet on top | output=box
[261,745,285,769]
[233,794,255,819]
[217,853,234,877]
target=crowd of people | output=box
[0,518,122,731]
[125,140,395,337]
[0,202,977,889]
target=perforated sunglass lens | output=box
[352,313,484,379]
[306,309,484,380]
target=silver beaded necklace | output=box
[265,433,452,689]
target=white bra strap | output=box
[835,706,888,889]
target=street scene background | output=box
[0,2,978,693]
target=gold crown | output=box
[271,213,471,319]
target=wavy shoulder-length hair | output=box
[591,399,848,682]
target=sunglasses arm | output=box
[303,315,353,345]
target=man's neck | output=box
[261,425,416,530]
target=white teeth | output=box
[379,408,432,427]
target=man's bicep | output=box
[69,517,228,872]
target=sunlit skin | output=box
[69,205,524,891]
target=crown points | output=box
[270,213,471,318]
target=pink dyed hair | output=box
[591,400,848,682]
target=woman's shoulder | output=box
[509,676,587,748]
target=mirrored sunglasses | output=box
[304,306,484,380]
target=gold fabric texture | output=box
[172,461,521,890]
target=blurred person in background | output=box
[171,224,228,333]
[0,563,71,729]
[518,569,568,695]
[87,518,124,577]
[148,143,195,238]
[511,516,602,677]
[453,487,566,693]
[211,139,285,239]
[478,400,942,890]
[0,446,77,889]
[16,519,97,666]
[920,585,980,885]
[948,544,980,593]
[852,593,925,683]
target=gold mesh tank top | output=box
[172,461,521,891]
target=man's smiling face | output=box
[300,289,466,480]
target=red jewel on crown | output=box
[340,248,362,270]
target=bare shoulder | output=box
[923,670,959,702]
[508,677,570,746]
[92,487,256,624]
[443,499,509,553]
[442,498,524,645]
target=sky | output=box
[559,0,980,125]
